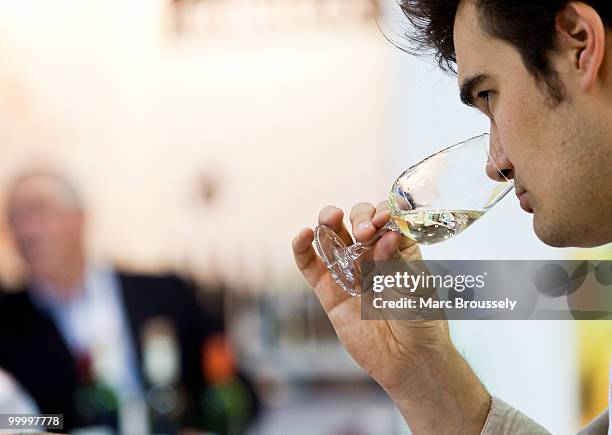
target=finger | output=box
[292,228,352,312]
[349,202,377,242]
[399,236,422,260]
[318,205,353,246]
[372,231,401,261]
[371,201,421,259]
[292,228,327,287]
[372,200,391,227]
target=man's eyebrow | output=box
[459,73,490,107]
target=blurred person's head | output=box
[5,170,85,294]
[400,0,612,247]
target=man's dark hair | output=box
[399,0,611,102]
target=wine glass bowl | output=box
[313,133,513,297]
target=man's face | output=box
[453,1,612,247]
[7,177,84,279]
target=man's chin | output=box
[533,216,609,248]
[533,217,570,248]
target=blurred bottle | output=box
[142,317,188,434]
[72,353,119,434]
[199,335,252,435]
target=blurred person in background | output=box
[0,170,257,434]
[0,367,39,414]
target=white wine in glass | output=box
[313,133,513,296]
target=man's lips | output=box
[515,187,533,213]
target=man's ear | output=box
[555,2,606,91]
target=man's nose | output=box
[486,137,514,182]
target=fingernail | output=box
[357,220,372,233]
[385,232,400,251]
[323,206,336,220]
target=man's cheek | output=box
[495,119,529,167]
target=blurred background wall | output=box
[0,0,392,285]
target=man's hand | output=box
[292,202,491,435]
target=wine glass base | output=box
[313,225,361,297]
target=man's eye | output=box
[478,90,492,105]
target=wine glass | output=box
[313,133,513,297]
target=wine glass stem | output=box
[346,220,399,260]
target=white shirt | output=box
[30,264,142,402]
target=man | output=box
[0,171,212,431]
[293,1,611,434]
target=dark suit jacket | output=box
[0,272,212,431]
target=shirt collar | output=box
[28,263,106,314]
